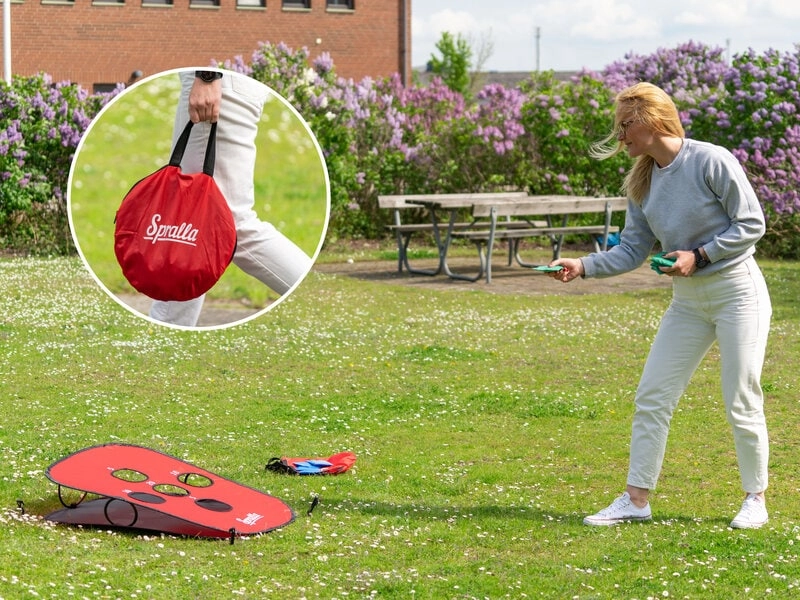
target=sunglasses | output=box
[618,119,638,137]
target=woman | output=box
[549,82,772,528]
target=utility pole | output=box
[3,0,10,84]
[535,26,540,72]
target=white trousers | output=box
[150,71,312,327]
[627,257,771,493]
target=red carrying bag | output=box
[114,121,237,302]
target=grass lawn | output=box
[0,253,798,599]
[67,71,329,311]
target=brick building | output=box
[2,0,410,91]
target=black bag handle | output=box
[168,120,217,177]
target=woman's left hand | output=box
[660,250,697,277]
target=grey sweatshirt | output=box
[582,138,765,278]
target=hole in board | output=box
[111,468,148,483]
[153,483,189,497]
[128,492,167,504]
[176,472,213,488]
[195,498,232,512]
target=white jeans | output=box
[150,71,312,327]
[628,257,771,493]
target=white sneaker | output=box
[583,492,652,526]
[730,494,768,529]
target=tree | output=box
[427,32,472,97]
[467,29,495,94]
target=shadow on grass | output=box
[311,496,733,529]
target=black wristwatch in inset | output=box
[693,248,710,269]
[195,70,223,83]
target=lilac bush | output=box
[225,43,409,236]
[437,82,530,190]
[221,40,800,253]
[595,42,800,255]
[518,71,629,197]
[720,48,800,217]
[600,40,729,99]
[0,74,110,253]
[601,42,800,218]
[231,43,626,236]
[228,43,486,236]
[4,41,800,255]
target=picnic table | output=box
[379,193,629,283]
[378,192,528,279]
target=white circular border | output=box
[67,67,331,332]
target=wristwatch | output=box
[195,70,223,83]
[693,248,710,269]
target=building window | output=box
[191,0,220,6]
[327,0,353,8]
[237,0,265,6]
[142,0,173,5]
[282,0,310,8]
[94,83,119,94]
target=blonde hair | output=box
[590,82,685,203]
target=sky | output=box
[411,0,800,73]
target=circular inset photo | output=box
[68,68,329,330]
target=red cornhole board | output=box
[45,444,294,539]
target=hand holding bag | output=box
[114,121,237,302]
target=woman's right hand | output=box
[548,258,584,283]
[188,78,222,124]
